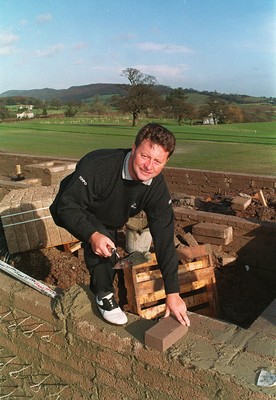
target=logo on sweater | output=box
[79,176,87,185]
[131,202,137,209]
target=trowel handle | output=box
[107,246,120,258]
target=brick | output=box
[144,316,188,351]
[192,222,233,245]
[96,348,132,376]
[216,252,237,266]
[13,284,58,324]
[177,243,212,262]
[231,196,252,211]
[192,222,232,239]
[182,232,198,246]
[192,234,231,245]
[97,368,141,399]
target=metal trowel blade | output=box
[113,251,151,270]
[113,258,133,270]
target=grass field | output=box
[0,119,275,176]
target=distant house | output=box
[203,112,216,125]
[16,111,34,119]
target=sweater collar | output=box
[122,151,152,186]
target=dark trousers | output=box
[83,228,117,299]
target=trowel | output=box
[112,250,152,270]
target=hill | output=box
[0,83,273,106]
[0,83,172,103]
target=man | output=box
[50,123,190,327]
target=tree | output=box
[115,68,161,126]
[90,95,108,115]
[198,97,227,124]
[223,105,243,123]
[42,107,48,118]
[165,88,194,125]
[64,102,80,117]
[0,102,10,120]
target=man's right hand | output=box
[89,231,115,258]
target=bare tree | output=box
[114,68,161,126]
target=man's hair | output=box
[135,123,176,157]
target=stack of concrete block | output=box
[24,160,76,186]
[0,186,77,254]
[0,178,42,202]
[192,222,233,245]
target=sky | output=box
[0,0,275,97]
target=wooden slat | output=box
[123,266,139,314]
[64,241,82,253]
[138,280,208,306]
[131,253,157,270]
[140,304,166,319]
[136,268,162,283]
[205,277,219,317]
[135,266,215,296]
[178,267,215,285]
[140,293,210,320]
[180,258,210,272]
[136,257,211,283]
[184,292,209,308]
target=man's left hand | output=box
[164,293,190,326]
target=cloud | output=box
[73,42,88,50]
[75,59,85,65]
[136,42,194,54]
[36,13,53,24]
[34,44,64,57]
[19,19,29,27]
[134,64,189,82]
[112,32,136,43]
[0,32,20,55]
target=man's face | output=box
[129,139,169,182]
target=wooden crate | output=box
[123,252,219,320]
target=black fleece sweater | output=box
[50,148,179,294]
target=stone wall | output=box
[0,273,274,399]
[0,152,275,196]
[163,167,276,196]
[0,152,73,177]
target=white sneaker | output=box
[96,293,128,325]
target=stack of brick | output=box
[0,178,42,202]
[0,186,77,254]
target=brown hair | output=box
[135,123,176,157]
